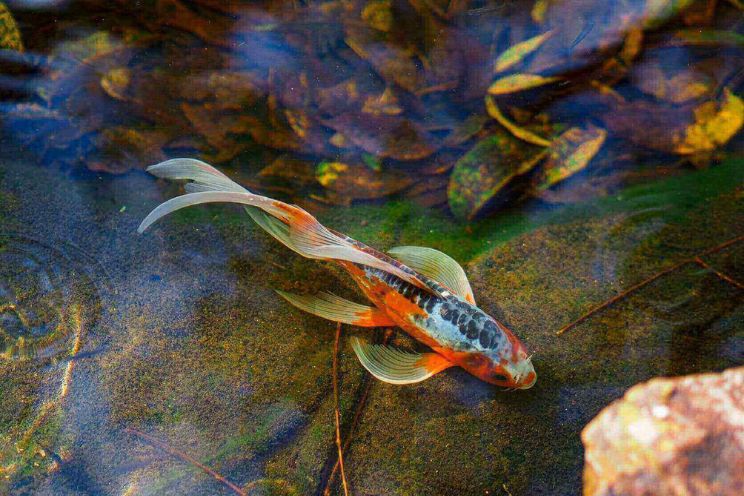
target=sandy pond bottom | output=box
[0,149,742,495]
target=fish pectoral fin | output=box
[276,290,395,327]
[350,337,454,385]
[388,246,476,304]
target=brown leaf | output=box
[315,161,412,200]
[321,113,438,161]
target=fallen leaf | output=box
[674,89,744,155]
[362,0,393,32]
[321,113,437,161]
[531,0,549,24]
[362,87,403,116]
[485,96,552,147]
[0,2,23,51]
[315,160,412,200]
[667,29,744,47]
[100,67,131,101]
[448,130,546,219]
[494,31,553,73]
[488,73,561,95]
[536,125,607,190]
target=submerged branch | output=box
[694,256,744,289]
[557,234,743,336]
[125,427,247,496]
[324,329,393,495]
[333,322,351,496]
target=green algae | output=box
[322,157,743,263]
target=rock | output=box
[582,366,744,496]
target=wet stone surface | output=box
[0,147,742,495]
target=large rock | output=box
[582,366,744,496]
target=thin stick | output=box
[324,330,392,495]
[333,323,351,496]
[556,235,744,336]
[125,427,247,496]
[694,257,744,290]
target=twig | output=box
[333,323,351,496]
[125,427,247,496]
[694,257,744,290]
[556,235,744,336]
[324,330,393,495]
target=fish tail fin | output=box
[137,159,433,290]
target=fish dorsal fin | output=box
[350,337,454,385]
[275,290,395,327]
[388,246,476,304]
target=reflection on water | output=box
[0,1,742,495]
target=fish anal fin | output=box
[388,246,476,304]
[350,337,454,385]
[276,290,395,327]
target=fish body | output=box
[138,159,536,390]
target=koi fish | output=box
[138,159,536,390]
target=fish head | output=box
[462,342,537,390]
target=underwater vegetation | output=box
[0,0,742,495]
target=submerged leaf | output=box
[321,113,437,161]
[448,130,546,219]
[488,74,561,95]
[100,67,131,101]
[668,29,744,47]
[0,2,23,51]
[674,89,744,155]
[494,31,553,73]
[485,96,551,147]
[316,161,411,200]
[536,126,607,190]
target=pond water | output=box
[0,1,742,495]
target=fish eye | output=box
[491,373,508,383]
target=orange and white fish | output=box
[138,159,537,390]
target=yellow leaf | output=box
[0,2,23,51]
[485,96,551,147]
[494,31,553,73]
[488,73,560,95]
[537,126,607,190]
[100,67,131,101]
[674,89,744,154]
[362,0,393,32]
[316,162,349,187]
[531,0,549,24]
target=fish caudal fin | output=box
[350,337,454,385]
[138,159,433,291]
[276,290,395,327]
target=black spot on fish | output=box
[457,313,468,326]
[449,310,460,323]
[456,301,470,314]
[466,319,480,339]
[472,312,484,323]
[426,298,436,313]
[479,328,492,348]
[440,305,453,320]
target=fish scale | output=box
[363,266,509,355]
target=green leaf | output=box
[448,130,546,219]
